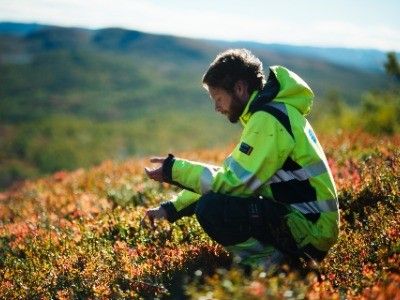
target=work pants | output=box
[194,192,327,262]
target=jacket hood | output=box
[270,65,314,115]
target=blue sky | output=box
[1,0,399,50]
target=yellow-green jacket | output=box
[162,66,339,253]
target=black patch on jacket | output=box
[270,157,320,223]
[239,142,253,155]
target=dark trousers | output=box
[194,192,327,262]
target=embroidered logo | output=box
[239,142,253,155]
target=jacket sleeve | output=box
[160,189,201,222]
[163,112,295,197]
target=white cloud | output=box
[307,21,400,50]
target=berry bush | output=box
[0,132,399,299]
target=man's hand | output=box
[144,157,165,182]
[142,206,168,229]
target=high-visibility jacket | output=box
[161,66,340,254]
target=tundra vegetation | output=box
[0,133,399,299]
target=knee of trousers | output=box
[194,192,222,229]
[195,192,252,246]
[195,193,224,236]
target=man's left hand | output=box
[145,157,166,182]
[142,206,168,229]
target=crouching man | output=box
[144,49,339,270]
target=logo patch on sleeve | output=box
[239,142,253,155]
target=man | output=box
[144,49,339,269]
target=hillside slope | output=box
[0,22,395,190]
[0,23,392,125]
[0,132,399,299]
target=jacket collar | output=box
[239,90,259,127]
[238,69,282,126]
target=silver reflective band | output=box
[267,102,288,115]
[267,161,327,184]
[247,177,264,192]
[291,199,339,214]
[200,166,220,194]
[225,156,264,192]
[225,156,252,182]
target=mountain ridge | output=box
[0,21,396,189]
[1,21,397,73]
[0,21,392,117]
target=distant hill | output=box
[0,21,47,36]
[265,44,390,73]
[0,22,396,189]
[0,22,393,124]
[1,22,396,72]
[219,41,393,73]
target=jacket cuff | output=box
[160,201,180,223]
[162,154,175,183]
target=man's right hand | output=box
[144,157,166,182]
[142,206,168,229]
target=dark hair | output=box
[202,49,266,94]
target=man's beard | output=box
[227,93,246,123]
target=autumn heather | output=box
[0,132,399,299]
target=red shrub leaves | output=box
[0,132,399,299]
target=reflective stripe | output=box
[291,199,338,214]
[268,102,287,115]
[200,166,220,194]
[225,156,253,182]
[267,161,327,184]
[225,156,263,192]
[200,168,212,194]
[247,177,264,192]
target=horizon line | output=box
[0,19,398,53]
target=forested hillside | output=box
[0,22,392,123]
[0,22,398,189]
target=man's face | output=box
[208,86,247,123]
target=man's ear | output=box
[234,80,249,99]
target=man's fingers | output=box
[143,207,168,231]
[140,217,147,228]
[148,214,155,229]
[144,210,157,229]
[145,157,166,182]
[144,168,152,180]
[150,157,165,164]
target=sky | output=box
[0,0,399,51]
